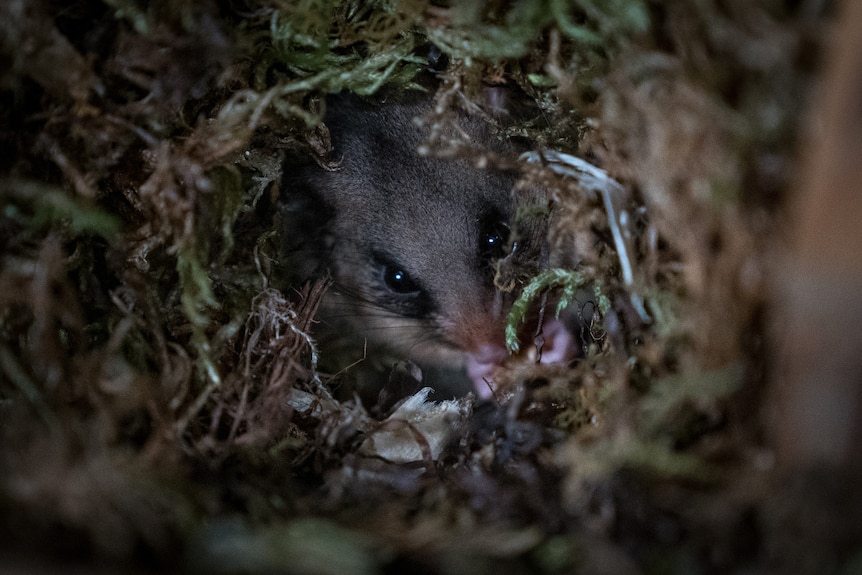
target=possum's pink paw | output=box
[534,317,578,365]
[466,317,577,399]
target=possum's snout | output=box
[466,344,508,399]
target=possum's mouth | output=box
[466,317,577,399]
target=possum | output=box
[280,91,578,401]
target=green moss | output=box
[505,268,610,353]
[0,178,120,241]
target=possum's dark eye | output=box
[480,216,510,262]
[382,264,421,295]
[372,253,433,318]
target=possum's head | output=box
[282,92,573,397]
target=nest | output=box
[2,1,859,573]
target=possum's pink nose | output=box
[466,345,508,399]
[466,317,577,399]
